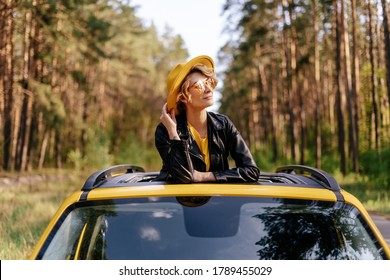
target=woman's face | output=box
[185,72,215,111]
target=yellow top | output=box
[188,122,210,171]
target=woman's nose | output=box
[204,84,212,92]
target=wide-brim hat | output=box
[167,55,214,115]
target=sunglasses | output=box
[190,78,216,94]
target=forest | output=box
[220,0,390,178]
[1,0,390,190]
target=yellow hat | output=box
[167,55,214,115]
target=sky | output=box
[130,0,228,63]
[130,0,229,110]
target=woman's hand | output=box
[160,103,180,140]
[193,170,216,182]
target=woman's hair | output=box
[176,63,218,114]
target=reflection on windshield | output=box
[40,197,385,260]
[252,205,380,259]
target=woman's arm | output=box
[155,123,194,183]
[212,117,260,182]
[192,170,216,182]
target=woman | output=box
[155,55,259,183]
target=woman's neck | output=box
[186,109,208,135]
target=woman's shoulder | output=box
[207,111,229,121]
[207,111,236,130]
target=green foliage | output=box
[67,128,113,170]
[253,147,293,173]
[71,70,88,86]
[113,133,144,167]
[66,128,162,171]
[30,79,66,127]
[253,145,390,214]
[67,149,86,170]
[342,180,390,215]
[113,132,161,171]
[360,148,390,191]
[253,149,272,172]
[85,128,114,169]
[319,152,342,175]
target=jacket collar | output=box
[207,111,224,131]
[176,111,224,135]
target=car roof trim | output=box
[81,164,145,191]
[276,165,341,192]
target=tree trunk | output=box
[283,31,295,161]
[270,52,279,162]
[299,74,307,165]
[313,0,322,169]
[81,90,88,158]
[38,128,49,169]
[15,7,35,171]
[55,129,62,169]
[282,0,299,161]
[281,30,290,160]
[255,42,268,152]
[1,0,15,171]
[343,0,359,173]
[350,0,360,172]
[381,0,390,107]
[367,0,380,150]
[17,91,33,171]
[249,68,259,152]
[289,1,299,162]
[334,0,347,175]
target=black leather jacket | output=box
[155,111,260,183]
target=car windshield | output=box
[39,196,385,260]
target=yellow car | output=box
[29,164,390,260]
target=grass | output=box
[340,180,390,215]
[332,171,389,215]
[0,170,84,260]
[0,168,389,260]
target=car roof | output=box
[79,164,344,202]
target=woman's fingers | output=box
[169,108,176,121]
[160,103,176,127]
[160,103,179,140]
[162,103,168,115]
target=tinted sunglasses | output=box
[190,78,216,94]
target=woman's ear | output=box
[179,94,188,104]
